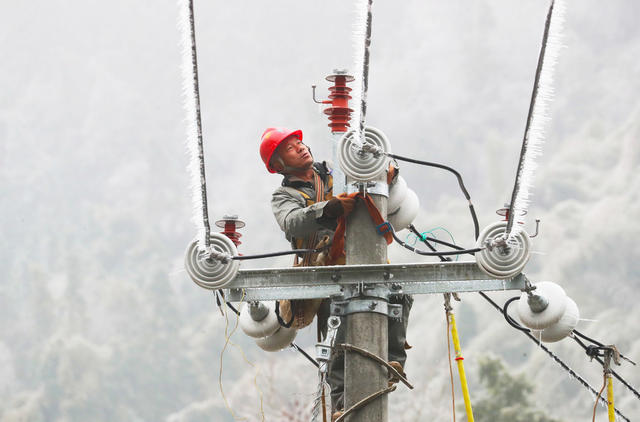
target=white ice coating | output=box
[350,0,372,149]
[509,0,566,242]
[177,0,207,250]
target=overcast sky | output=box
[2,1,639,421]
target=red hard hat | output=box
[259,127,303,173]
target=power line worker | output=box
[260,127,412,420]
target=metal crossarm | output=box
[224,261,526,301]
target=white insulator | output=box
[254,325,298,352]
[541,297,579,343]
[239,301,280,339]
[388,188,419,232]
[388,175,407,214]
[475,221,530,279]
[184,233,240,290]
[517,281,568,330]
[338,126,391,181]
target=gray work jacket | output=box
[271,162,336,248]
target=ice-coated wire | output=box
[506,0,566,240]
[351,0,374,148]
[479,292,630,422]
[178,0,211,249]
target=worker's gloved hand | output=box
[323,194,356,218]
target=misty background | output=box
[2,0,639,420]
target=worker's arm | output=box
[271,187,331,239]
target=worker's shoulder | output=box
[272,185,308,202]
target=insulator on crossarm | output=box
[540,297,580,342]
[239,301,280,338]
[255,325,298,352]
[516,281,568,330]
[388,188,419,232]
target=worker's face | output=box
[274,136,313,171]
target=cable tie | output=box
[455,356,464,361]
[376,222,392,235]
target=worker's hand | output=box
[336,193,355,216]
[323,194,356,218]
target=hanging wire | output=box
[479,291,630,422]
[388,222,482,257]
[386,153,480,240]
[592,374,607,422]
[571,335,640,401]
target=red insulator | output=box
[496,204,526,223]
[215,215,245,247]
[323,71,354,133]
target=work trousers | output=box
[327,294,413,413]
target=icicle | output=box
[178,0,211,250]
[506,0,566,241]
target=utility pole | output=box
[344,175,388,421]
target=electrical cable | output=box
[387,153,480,240]
[572,335,640,401]
[389,223,482,257]
[409,224,477,256]
[408,225,450,262]
[501,296,532,333]
[231,248,326,261]
[478,291,630,422]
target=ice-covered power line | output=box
[351,0,374,148]
[178,0,211,249]
[506,0,566,241]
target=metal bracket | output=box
[331,298,403,318]
[346,181,389,197]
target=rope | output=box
[592,374,607,422]
[478,291,630,422]
[334,343,413,389]
[333,385,396,422]
[445,303,456,422]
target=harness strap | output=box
[328,192,393,263]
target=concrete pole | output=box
[344,174,388,422]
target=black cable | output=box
[387,153,480,240]
[389,223,482,257]
[572,334,640,401]
[573,329,605,347]
[291,343,320,369]
[231,248,325,261]
[478,291,630,422]
[409,224,477,257]
[501,296,531,333]
[408,225,449,262]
